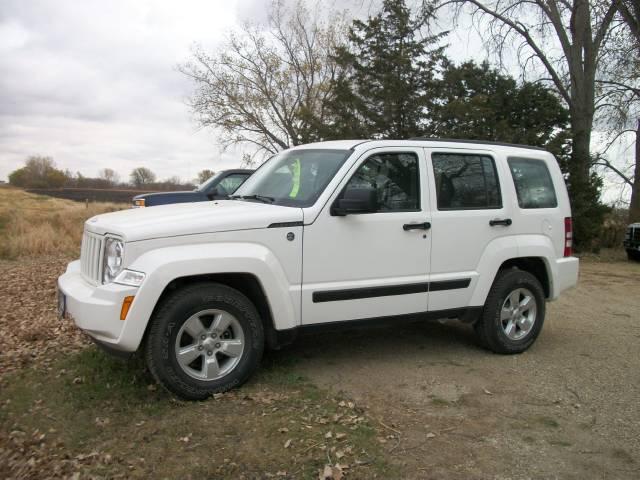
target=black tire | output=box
[627,249,640,262]
[474,268,545,354]
[145,282,264,400]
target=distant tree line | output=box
[7,156,219,191]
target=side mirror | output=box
[206,188,220,200]
[331,188,377,216]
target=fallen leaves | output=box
[0,427,117,479]
[94,417,110,427]
[0,257,91,382]
[319,463,344,480]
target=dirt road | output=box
[282,260,640,479]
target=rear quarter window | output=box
[508,157,558,209]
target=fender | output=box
[116,242,299,351]
[515,234,558,298]
[468,235,521,306]
[468,234,556,306]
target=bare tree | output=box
[595,1,640,222]
[99,168,120,186]
[438,0,617,186]
[179,0,347,155]
[197,169,216,184]
[615,0,640,43]
[130,167,156,187]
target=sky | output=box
[0,0,631,203]
[0,0,272,183]
[0,0,490,185]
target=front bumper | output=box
[57,260,139,352]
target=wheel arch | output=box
[143,273,284,350]
[497,257,551,298]
[117,242,299,352]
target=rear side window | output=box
[431,153,502,210]
[508,158,557,209]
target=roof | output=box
[409,137,547,151]
[290,138,550,154]
[290,140,365,150]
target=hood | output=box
[85,200,303,242]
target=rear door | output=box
[425,148,514,311]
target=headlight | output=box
[102,237,124,284]
[114,269,146,287]
[133,198,145,208]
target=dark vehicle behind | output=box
[132,169,253,208]
[624,223,640,261]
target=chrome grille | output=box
[80,231,103,284]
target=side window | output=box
[344,152,420,212]
[431,153,502,210]
[508,158,558,208]
[218,174,249,194]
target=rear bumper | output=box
[552,256,579,299]
[57,260,139,352]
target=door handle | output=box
[489,218,512,227]
[403,222,431,231]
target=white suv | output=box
[58,139,579,399]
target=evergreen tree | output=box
[432,61,569,149]
[324,0,446,139]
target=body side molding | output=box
[312,278,472,303]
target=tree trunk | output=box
[629,118,640,224]
[569,106,593,183]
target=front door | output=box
[301,147,431,325]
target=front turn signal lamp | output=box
[133,199,145,208]
[120,296,135,320]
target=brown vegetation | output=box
[0,187,126,259]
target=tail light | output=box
[564,217,572,257]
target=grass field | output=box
[0,187,125,260]
[1,347,394,479]
[0,187,395,478]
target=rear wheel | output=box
[474,269,545,354]
[145,283,264,400]
[627,249,640,262]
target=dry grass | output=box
[0,186,126,259]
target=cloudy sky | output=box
[0,0,277,183]
[0,0,492,184]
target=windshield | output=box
[232,149,352,207]
[196,172,223,192]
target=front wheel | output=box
[474,269,545,354]
[145,283,264,400]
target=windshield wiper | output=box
[229,194,275,204]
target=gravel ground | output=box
[287,260,640,479]
[1,257,638,479]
